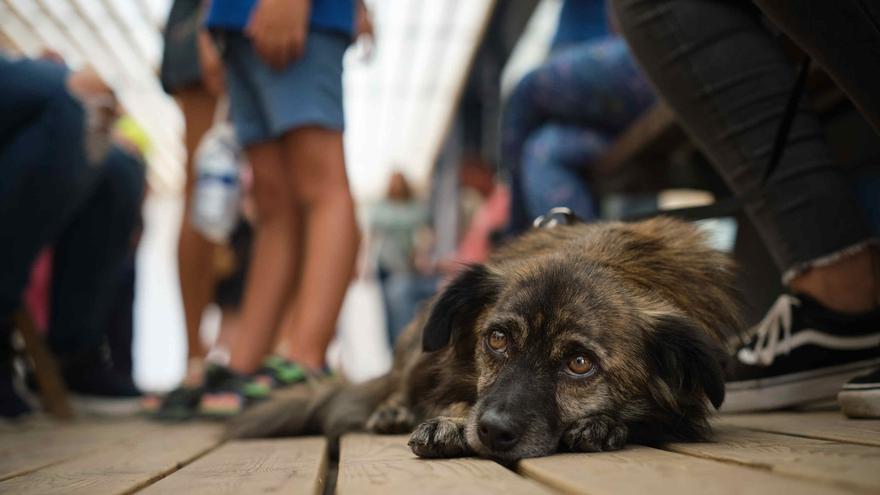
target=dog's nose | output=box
[478,409,522,452]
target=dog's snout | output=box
[477,409,522,452]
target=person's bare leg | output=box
[175,86,218,384]
[227,141,300,374]
[790,248,880,314]
[276,127,359,370]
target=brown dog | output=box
[228,217,740,462]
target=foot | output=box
[561,415,628,452]
[1,362,31,419]
[59,347,141,416]
[246,356,310,398]
[145,385,204,421]
[723,294,880,413]
[839,367,880,418]
[198,363,264,418]
[408,417,471,458]
[366,402,415,434]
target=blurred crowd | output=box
[2,0,880,421]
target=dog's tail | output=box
[224,373,394,442]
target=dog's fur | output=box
[227,217,740,461]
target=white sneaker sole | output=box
[838,388,880,418]
[722,358,880,413]
[69,395,142,416]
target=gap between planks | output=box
[0,418,164,482]
[0,421,223,495]
[519,445,858,495]
[717,411,880,448]
[663,425,880,494]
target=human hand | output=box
[245,0,310,70]
[355,0,375,60]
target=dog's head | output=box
[422,257,725,462]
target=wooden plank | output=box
[665,426,880,493]
[718,411,880,447]
[519,445,856,495]
[0,422,222,495]
[0,418,157,482]
[337,434,554,495]
[139,437,327,495]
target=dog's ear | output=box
[650,315,725,409]
[422,264,500,352]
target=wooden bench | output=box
[2,409,879,494]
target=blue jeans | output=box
[500,37,656,233]
[0,57,145,356]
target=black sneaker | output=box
[723,294,880,412]
[839,367,880,418]
[59,347,142,416]
[1,322,31,419]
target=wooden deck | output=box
[2,409,879,494]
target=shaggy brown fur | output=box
[227,217,741,462]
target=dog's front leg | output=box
[408,403,473,458]
[561,414,628,452]
[366,392,415,434]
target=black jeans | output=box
[0,57,145,357]
[610,0,878,282]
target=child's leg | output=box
[227,140,301,374]
[175,86,218,372]
[275,126,359,370]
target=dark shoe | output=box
[1,361,31,418]
[59,347,142,415]
[1,324,31,418]
[198,363,261,418]
[150,385,204,421]
[723,294,880,412]
[839,367,880,418]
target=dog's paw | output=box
[366,403,415,434]
[408,417,471,458]
[562,415,628,452]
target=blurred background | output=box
[3,0,877,421]
[1,0,564,392]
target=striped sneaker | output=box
[723,294,880,413]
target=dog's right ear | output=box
[422,264,500,352]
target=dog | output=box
[227,216,740,462]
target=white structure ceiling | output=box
[1,0,496,200]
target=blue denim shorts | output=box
[219,30,348,146]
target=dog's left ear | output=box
[650,315,725,409]
[422,264,501,352]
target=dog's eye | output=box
[566,355,594,376]
[487,330,508,353]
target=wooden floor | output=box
[2,408,879,494]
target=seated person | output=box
[0,55,146,417]
[501,0,655,234]
[611,0,880,416]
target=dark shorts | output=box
[159,0,203,94]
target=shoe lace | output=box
[737,294,798,366]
